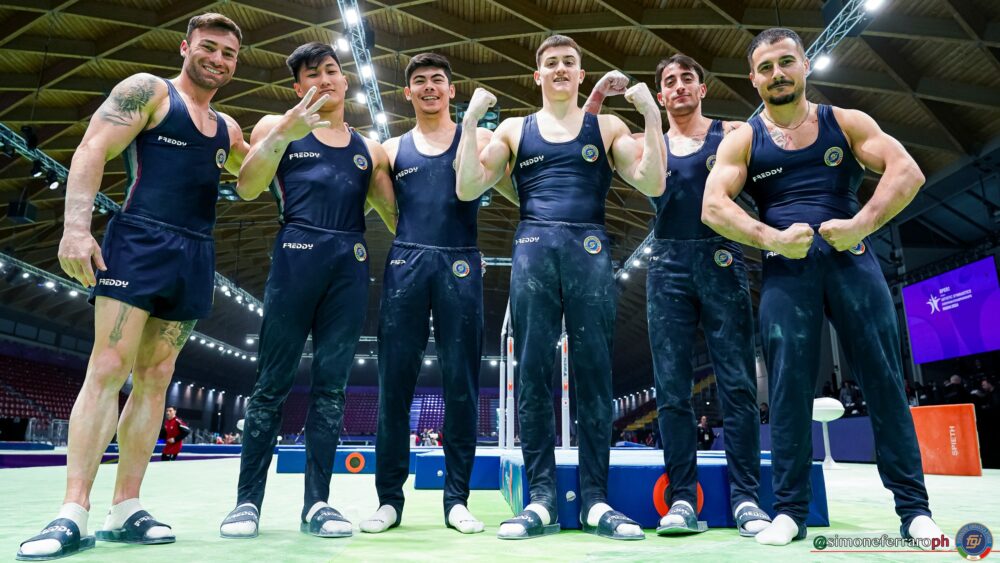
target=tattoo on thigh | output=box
[108,303,133,345]
[160,320,197,350]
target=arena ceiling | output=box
[1,0,999,394]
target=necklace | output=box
[762,102,812,130]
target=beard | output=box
[766,81,801,106]
[184,61,231,91]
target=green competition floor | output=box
[1,456,996,562]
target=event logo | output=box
[452,260,471,278]
[583,236,602,255]
[927,295,942,314]
[215,148,227,169]
[581,144,600,163]
[353,154,369,170]
[957,523,992,560]
[706,154,717,171]
[848,242,866,255]
[353,243,367,262]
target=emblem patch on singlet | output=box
[354,243,367,261]
[354,154,369,170]
[581,144,600,163]
[583,236,602,255]
[452,159,457,170]
[706,154,717,171]
[215,148,227,169]
[824,146,844,167]
[848,242,866,255]
[714,249,733,267]
[452,260,471,278]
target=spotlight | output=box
[360,65,373,79]
[250,356,257,362]
[247,303,255,311]
[632,259,641,267]
[20,125,37,150]
[242,355,247,360]
[642,246,652,255]
[199,339,206,344]
[46,170,60,190]
[813,54,831,71]
[30,161,44,178]
[69,289,78,297]
[864,0,884,11]
[22,272,30,279]
[375,112,387,124]
[257,308,263,317]
[621,272,630,280]
[367,131,379,141]
[335,38,349,52]
[357,358,366,365]
[355,92,366,104]
[190,335,196,341]
[44,280,55,289]
[344,7,360,26]
[208,342,215,349]
[235,294,243,303]
[424,359,432,366]
[490,360,498,367]
[246,337,254,345]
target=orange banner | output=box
[910,404,982,477]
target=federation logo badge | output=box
[848,242,866,255]
[452,260,471,278]
[824,146,844,167]
[353,154,369,170]
[581,144,599,163]
[583,235,602,255]
[714,249,733,267]
[956,522,992,560]
[706,154,717,171]
[215,148,227,169]
[353,243,367,262]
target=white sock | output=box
[659,500,693,527]
[908,515,948,551]
[220,503,258,537]
[755,514,800,546]
[104,498,172,540]
[588,502,642,538]
[735,501,770,535]
[19,503,89,556]
[498,503,550,537]
[305,502,352,536]
[447,505,484,534]
[360,505,398,534]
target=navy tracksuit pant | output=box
[510,221,615,518]
[646,237,761,513]
[760,236,930,529]
[238,223,369,519]
[375,241,483,520]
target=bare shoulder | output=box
[494,116,524,146]
[721,120,745,135]
[381,135,402,153]
[364,136,389,162]
[217,112,243,134]
[99,72,167,125]
[717,121,753,157]
[829,106,881,143]
[596,113,627,133]
[112,72,167,99]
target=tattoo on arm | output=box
[109,303,134,345]
[159,320,198,350]
[100,76,157,127]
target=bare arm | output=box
[583,71,629,115]
[236,87,331,201]
[702,126,814,258]
[456,88,511,201]
[58,72,165,286]
[466,127,518,205]
[366,140,398,234]
[220,113,249,176]
[818,107,925,250]
[607,84,666,197]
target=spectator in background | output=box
[838,381,856,414]
[696,416,715,450]
[160,406,190,461]
[820,382,834,399]
[759,402,770,425]
[942,375,972,405]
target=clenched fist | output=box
[593,71,629,97]
[624,83,659,118]
[818,218,867,252]
[465,88,497,124]
[771,223,814,259]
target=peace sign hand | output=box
[278,86,332,140]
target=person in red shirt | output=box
[159,407,190,461]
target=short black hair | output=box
[286,42,341,82]
[654,54,705,87]
[405,53,453,84]
[746,28,804,68]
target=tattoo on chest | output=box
[100,76,156,127]
[668,135,706,156]
[769,127,790,149]
[208,112,217,122]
